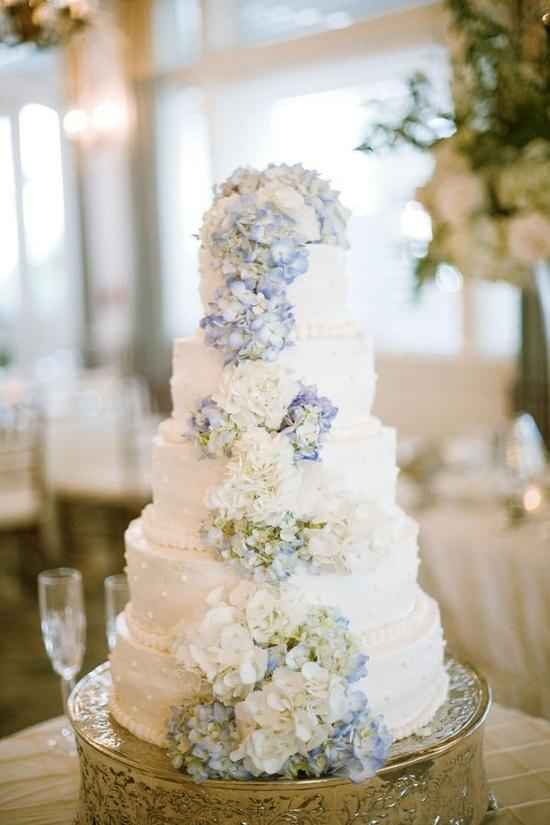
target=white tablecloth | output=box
[0,717,79,825]
[420,503,550,720]
[2,706,550,824]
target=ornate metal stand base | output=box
[69,659,491,825]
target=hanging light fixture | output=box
[0,0,95,48]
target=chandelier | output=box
[0,0,94,48]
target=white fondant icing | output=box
[110,176,449,759]
[111,587,447,747]
[171,331,376,430]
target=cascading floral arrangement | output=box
[0,0,94,48]
[358,0,550,287]
[167,164,393,783]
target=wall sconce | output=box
[63,97,129,143]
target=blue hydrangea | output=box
[200,284,296,364]
[167,702,251,782]
[202,512,327,583]
[168,694,391,783]
[167,601,390,783]
[281,691,392,782]
[263,163,350,248]
[187,397,239,457]
[268,238,309,285]
[287,605,369,684]
[281,384,338,461]
[209,196,301,288]
[213,166,261,200]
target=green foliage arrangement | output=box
[358,0,550,287]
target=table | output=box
[1,705,550,824]
[419,502,550,721]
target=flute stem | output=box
[60,676,75,718]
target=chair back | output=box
[0,403,45,528]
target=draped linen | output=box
[420,502,550,720]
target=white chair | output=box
[0,403,47,589]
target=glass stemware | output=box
[38,568,86,754]
[104,573,129,652]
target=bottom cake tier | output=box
[110,587,448,749]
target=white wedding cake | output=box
[110,164,449,782]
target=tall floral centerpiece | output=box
[359,0,550,443]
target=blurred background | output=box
[1,0,549,739]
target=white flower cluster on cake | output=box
[188,361,338,464]
[166,163,393,784]
[199,164,350,363]
[168,583,391,782]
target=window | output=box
[152,0,202,71]
[153,0,519,359]
[156,86,212,339]
[0,118,19,315]
[238,0,435,45]
[0,67,80,370]
[19,104,66,319]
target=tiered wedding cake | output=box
[110,164,449,782]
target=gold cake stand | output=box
[69,659,492,825]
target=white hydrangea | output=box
[264,164,351,248]
[213,361,299,432]
[256,181,320,242]
[173,584,267,704]
[245,587,303,646]
[207,428,300,521]
[232,662,347,775]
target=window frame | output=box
[148,1,515,363]
[0,58,83,371]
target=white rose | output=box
[507,212,550,265]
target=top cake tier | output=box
[198,164,354,361]
[201,243,352,328]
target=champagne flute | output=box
[105,573,129,651]
[38,568,86,753]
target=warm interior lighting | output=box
[523,484,543,513]
[63,99,128,143]
[90,99,128,136]
[63,108,89,139]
